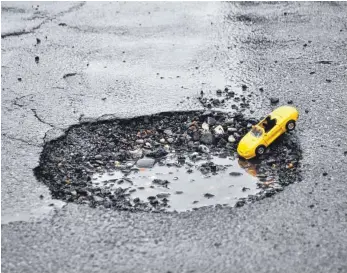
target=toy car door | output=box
[264,119,282,145]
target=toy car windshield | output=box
[251,126,263,138]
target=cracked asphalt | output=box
[1,2,347,272]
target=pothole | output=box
[34,110,302,212]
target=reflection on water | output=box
[238,158,258,177]
[238,158,277,187]
[92,154,262,212]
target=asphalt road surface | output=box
[2,2,347,272]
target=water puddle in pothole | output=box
[92,154,261,212]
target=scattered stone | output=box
[228,91,235,97]
[204,193,214,199]
[129,149,143,159]
[200,132,213,145]
[212,99,220,105]
[326,79,332,83]
[227,127,236,133]
[136,139,144,144]
[136,157,155,168]
[242,187,250,192]
[235,199,246,207]
[242,84,248,91]
[94,154,102,160]
[157,193,170,198]
[145,142,152,149]
[175,191,183,194]
[287,100,293,104]
[164,129,173,136]
[218,138,227,147]
[36,38,41,44]
[17,78,22,81]
[202,122,209,131]
[39,194,44,199]
[207,117,216,125]
[199,145,210,154]
[35,56,39,63]
[216,89,222,95]
[224,119,234,125]
[93,196,103,202]
[322,172,328,176]
[228,135,236,143]
[259,87,264,92]
[214,125,224,135]
[153,179,170,187]
[210,165,217,172]
[270,97,279,104]
[305,109,309,113]
[229,172,242,176]
[147,147,168,158]
[192,132,200,141]
[160,138,166,144]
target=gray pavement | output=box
[1,2,347,272]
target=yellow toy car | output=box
[237,106,299,159]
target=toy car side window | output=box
[264,118,277,133]
[268,118,277,131]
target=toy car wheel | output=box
[256,145,266,156]
[286,120,296,131]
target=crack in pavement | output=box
[2,133,42,147]
[56,1,86,17]
[12,94,34,107]
[57,24,129,36]
[30,108,57,128]
[1,2,86,39]
[1,30,35,38]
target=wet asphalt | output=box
[1,2,347,272]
